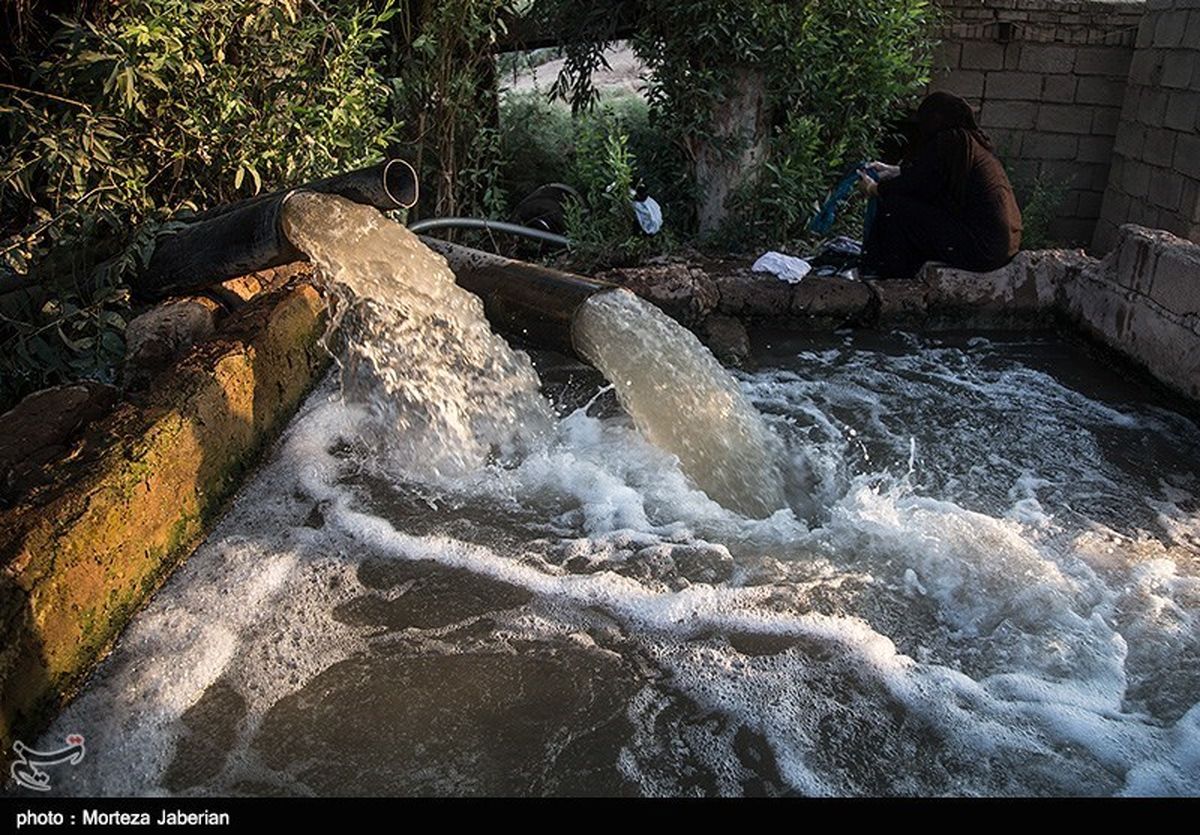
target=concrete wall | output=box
[0,277,329,759]
[931,0,1146,247]
[1065,225,1200,399]
[1094,0,1200,252]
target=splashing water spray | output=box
[280,192,786,516]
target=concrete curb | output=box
[600,249,1092,332]
[601,225,1200,404]
[0,279,329,756]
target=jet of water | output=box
[574,289,787,517]
[282,192,786,517]
[281,191,555,481]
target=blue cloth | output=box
[809,163,878,239]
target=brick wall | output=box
[1094,0,1200,252]
[931,0,1145,246]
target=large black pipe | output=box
[188,159,419,224]
[422,237,615,357]
[133,160,418,299]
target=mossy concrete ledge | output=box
[0,277,329,757]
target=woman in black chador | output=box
[859,91,1022,279]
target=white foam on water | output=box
[42,363,1200,796]
[35,207,1200,797]
[1121,701,1200,796]
[42,392,372,795]
[270,394,1200,793]
[306,416,1197,794]
[449,405,809,546]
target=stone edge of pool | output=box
[1,219,1196,767]
[599,222,1199,403]
[0,275,329,761]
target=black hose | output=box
[408,217,570,248]
[189,159,418,223]
[135,196,299,300]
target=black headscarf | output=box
[914,92,993,207]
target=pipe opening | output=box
[384,159,419,209]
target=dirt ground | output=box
[502,43,646,97]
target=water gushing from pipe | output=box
[280,191,554,481]
[282,192,786,515]
[573,289,787,517]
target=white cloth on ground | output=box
[751,251,811,283]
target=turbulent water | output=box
[279,191,555,481]
[34,200,1200,797]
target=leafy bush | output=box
[538,0,938,249]
[497,93,578,203]
[499,89,684,203]
[388,0,520,221]
[997,137,1070,250]
[497,92,674,269]
[0,0,400,410]
[563,107,664,270]
[0,264,132,409]
[726,1,937,248]
[1015,174,1070,251]
[721,116,826,251]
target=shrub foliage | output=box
[0,0,400,409]
[543,0,938,247]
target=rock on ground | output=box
[596,261,719,326]
[123,297,221,388]
[0,382,119,507]
[700,314,751,366]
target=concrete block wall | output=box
[1094,0,1200,252]
[931,0,1146,246]
[1064,225,1200,399]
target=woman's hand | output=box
[865,161,901,181]
[858,169,879,197]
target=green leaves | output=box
[612,0,937,248]
[522,0,935,248]
[1012,171,1068,250]
[0,0,402,410]
[389,1,522,220]
[0,255,131,406]
[563,106,665,270]
[233,163,262,194]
